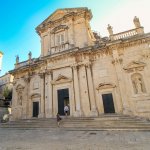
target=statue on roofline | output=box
[16,55,19,64]
[133,16,141,28]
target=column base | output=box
[45,109,53,118]
[74,110,82,117]
[38,113,44,118]
[22,114,27,119]
[45,114,53,118]
[122,107,133,115]
[90,109,98,117]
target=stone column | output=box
[112,50,131,114]
[45,71,53,118]
[78,64,91,116]
[41,37,44,57]
[72,65,82,116]
[39,73,45,118]
[48,30,51,54]
[86,62,98,116]
[24,76,30,119]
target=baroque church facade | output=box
[10,8,150,120]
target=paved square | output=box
[0,128,150,150]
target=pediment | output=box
[51,74,72,85]
[30,93,41,98]
[36,8,89,29]
[97,83,116,90]
[124,61,145,72]
[16,84,24,91]
[49,10,65,22]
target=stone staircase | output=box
[1,114,150,131]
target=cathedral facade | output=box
[10,8,150,120]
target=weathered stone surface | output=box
[9,7,150,120]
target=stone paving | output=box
[0,128,150,150]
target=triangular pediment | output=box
[51,74,72,85]
[124,61,145,71]
[36,7,89,29]
[56,74,69,81]
[49,10,65,22]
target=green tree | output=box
[2,86,12,100]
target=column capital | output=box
[85,62,92,68]
[70,64,79,70]
[24,76,30,83]
[38,72,45,78]
[112,58,123,65]
[45,70,53,75]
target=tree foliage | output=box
[2,86,12,100]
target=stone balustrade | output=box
[51,43,70,54]
[110,28,138,41]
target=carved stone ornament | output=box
[51,25,68,34]
[51,74,72,85]
[16,84,25,92]
[16,84,25,106]
[96,83,116,90]
[123,61,146,72]
[30,93,41,99]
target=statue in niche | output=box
[134,77,143,94]
[18,91,23,105]
[132,73,145,94]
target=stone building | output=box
[10,7,150,120]
[0,73,13,99]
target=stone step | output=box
[1,115,150,130]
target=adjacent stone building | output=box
[0,73,13,99]
[10,7,150,120]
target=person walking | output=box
[64,105,69,116]
[56,113,61,127]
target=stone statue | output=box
[133,16,141,28]
[18,92,23,105]
[28,51,32,60]
[107,24,113,35]
[16,55,19,64]
[134,77,143,94]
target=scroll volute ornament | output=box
[97,83,116,90]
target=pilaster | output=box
[86,62,98,116]
[78,63,91,116]
[39,73,45,118]
[45,70,53,118]
[112,50,131,114]
[72,65,82,116]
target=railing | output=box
[110,28,138,40]
[51,43,70,54]
[15,61,29,69]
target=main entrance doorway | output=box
[33,102,39,117]
[102,93,115,113]
[57,88,69,116]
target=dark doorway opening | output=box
[33,102,39,117]
[57,88,69,116]
[102,93,115,113]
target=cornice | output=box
[107,33,150,50]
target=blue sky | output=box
[0,0,149,75]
